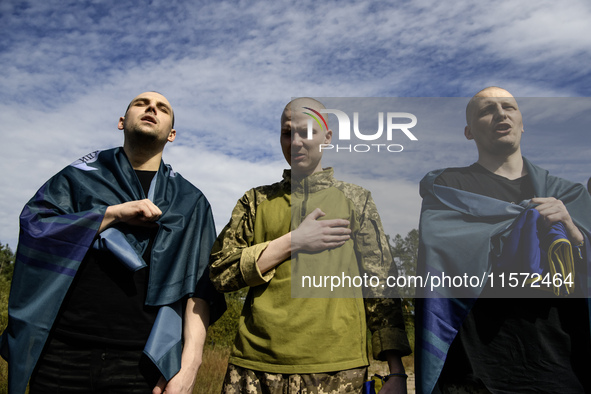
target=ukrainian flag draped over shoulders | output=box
[0,147,224,393]
[415,158,591,394]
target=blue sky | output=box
[1,0,590,249]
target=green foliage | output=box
[0,276,8,393]
[0,243,13,393]
[0,243,14,282]
[0,243,14,332]
[390,229,418,277]
[389,229,418,303]
[389,229,418,352]
[205,287,248,348]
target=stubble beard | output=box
[482,137,521,158]
[124,123,167,154]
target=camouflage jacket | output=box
[210,168,410,373]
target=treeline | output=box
[0,243,14,332]
[0,243,15,391]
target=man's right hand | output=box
[98,199,162,233]
[256,208,351,275]
[291,208,351,253]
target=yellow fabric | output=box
[548,238,575,296]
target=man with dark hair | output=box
[416,87,591,393]
[210,97,411,393]
[0,91,225,393]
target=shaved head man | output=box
[1,91,225,393]
[416,87,591,393]
[210,98,411,394]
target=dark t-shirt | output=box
[53,170,159,348]
[436,163,591,393]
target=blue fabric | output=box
[363,379,376,394]
[144,303,184,380]
[495,209,576,296]
[0,147,225,393]
[93,228,147,272]
[416,158,591,394]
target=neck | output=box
[123,144,163,171]
[476,149,526,180]
[291,168,324,181]
[291,172,309,182]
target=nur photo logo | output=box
[303,107,418,153]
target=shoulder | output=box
[67,150,104,171]
[242,179,288,205]
[330,179,375,216]
[525,159,584,197]
[420,165,486,198]
[434,165,477,186]
[332,179,370,199]
[223,180,288,220]
[44,149,111,187]
[160,165,214,211]
[545,172,588,198]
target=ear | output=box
[167,128,176,143]
[464,125,474,140]
[118,117,125,130]
[324,129,333,144]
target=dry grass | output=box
[0,357,7,394]
[194,346,231,393]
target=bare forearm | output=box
[256,233,292,274]
[385,350,405,374]
[565,221,584,245]
[153,298,210,393]
[98,205,120,233]
[181,297,209,372]
[379,351,408,394]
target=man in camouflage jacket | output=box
[210,98,411,394]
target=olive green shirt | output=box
[210,168,410,373]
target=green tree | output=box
[0,243,14,281]
[390,229,418,278]
[390,229,418,300]
[0,242,13,393]
[389,229,418,350]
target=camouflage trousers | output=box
[222,364,368,394]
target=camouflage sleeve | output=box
[209,189,276,293]
[355,192,412,359]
